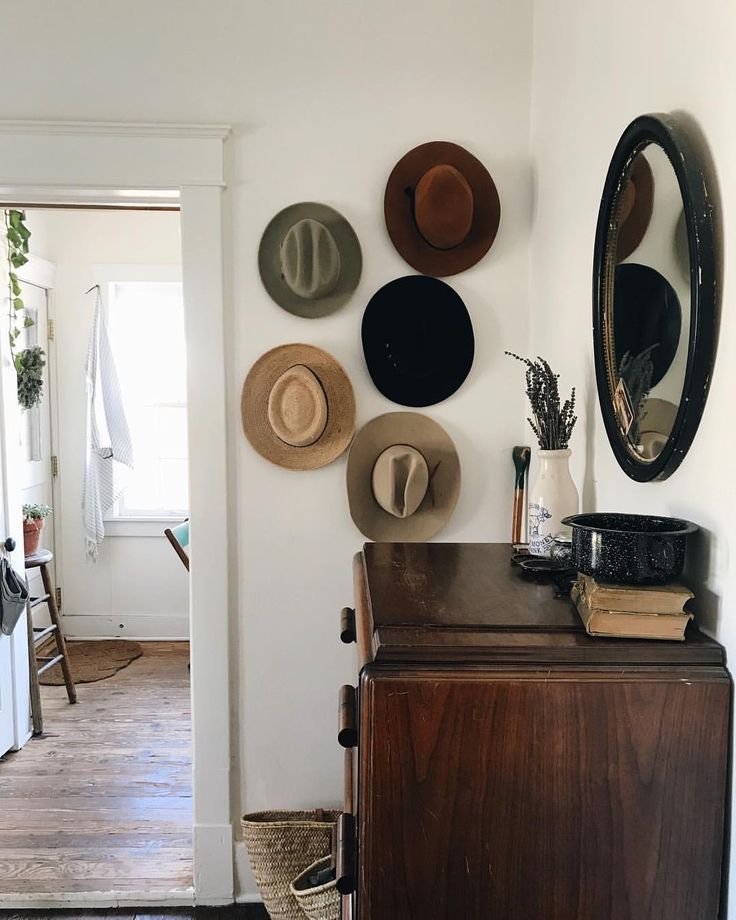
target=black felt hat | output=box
[361,276,474,407]
[614,263,682,387]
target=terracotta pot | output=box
[23,517,43,556]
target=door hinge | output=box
[51,455,59,477]
[55,587,62,610]
[47,318,55,342]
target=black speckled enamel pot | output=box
[561,513,698,585]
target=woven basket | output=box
[290,856,340,920]
[241,809,338,920]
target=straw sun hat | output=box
[242,344,356,470]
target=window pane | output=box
[107,280,188,517]
[158,407,188,459]
[160,458,189,512]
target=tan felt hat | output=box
[638,397,678,460]
[258,203,362,318]
[384,141,500,277]
[346,412,461,541]
[242,344,356,470]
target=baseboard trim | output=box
[61,612,189,640]
[194,822,234,903]
[234,839,261,901]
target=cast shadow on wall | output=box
[669,112,724,642]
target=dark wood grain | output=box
[352,553,375,671]
[340,607,357,644]
[3,907,267,919]
[351,543,731,920]
[359,669,729,920]
[337,685,357,748]
[359,543,724,667]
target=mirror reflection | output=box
[608,143,691,462]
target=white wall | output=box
[35,209,188,638]
[529,0,736,909]
[1,0,535,899]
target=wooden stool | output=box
[25,550,76,731]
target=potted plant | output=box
[23,503,52,556]
[5,209,46,411]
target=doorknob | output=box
[4,537,16,552]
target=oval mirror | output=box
[593,114,718,481]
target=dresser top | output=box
[356,543,725,667]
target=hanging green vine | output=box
[5,209,45,409]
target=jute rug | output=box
[39,639,143,685]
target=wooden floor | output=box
[0,641,193,903]
[4,909,268,919]
[3,909,268,919]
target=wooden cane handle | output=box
[512,488,524,545]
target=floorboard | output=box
[0,642,193,901]
[2,909,268,919]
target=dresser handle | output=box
[336,812,357,895]
[338,684,358,749]
[340,607,356,644]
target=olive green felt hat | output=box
[258,203,362,318]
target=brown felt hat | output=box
[384,141,500,276]
[346,412,461,541]
[258,203,362,318]
[616,152,654,261]
[242,344,356,470]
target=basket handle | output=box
[315,807,325,823]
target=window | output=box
[105,278,188,519]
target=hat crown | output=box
[414,164,474,250]
[280,218,341,300]
[371,445,429,519]
[267,364,328,448]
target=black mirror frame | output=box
[593,113,718,482]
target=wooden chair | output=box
[25,549,77,734]
[165,520,190,670]
[164,519,190,571]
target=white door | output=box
[0,270,31,757]
[18,282,56,619]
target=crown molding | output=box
[0,120,231,140]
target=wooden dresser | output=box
[336,543,731,920]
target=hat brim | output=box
[362,276,474,407]
[346,412,461,541]
[384,141,500,277]
[616,153,654,261]
[258,203,362,318]
[242,344,356,470]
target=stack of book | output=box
[571,574,694,640]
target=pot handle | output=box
[648,536,676,573]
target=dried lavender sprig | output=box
[506,351,578,450]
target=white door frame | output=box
[0,121,234,905]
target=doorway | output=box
[0,122,233,909]
[0,205,194,903]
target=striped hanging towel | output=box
[82,289,134,560]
